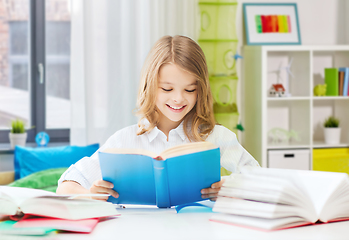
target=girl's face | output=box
[156,63,198,130]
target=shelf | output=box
[267,97,349,101]
[267,144,310,150]
[243,45,349,169]
[267,97,310,101]
[313,141,349,148]
[313,96,349,100]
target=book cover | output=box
[324,68,338,96]
[339,67,349,96]
[15,218,99,233]
[0,220,56,236]
[99,144,221,208]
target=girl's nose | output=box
[173,91,184,103]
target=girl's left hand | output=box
[201,179,225,201]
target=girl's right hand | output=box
[90,180,119,201]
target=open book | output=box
[211,167,349,231]
[0,186,119,220]
[99,141,221,208]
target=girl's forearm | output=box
[56,181,90,195]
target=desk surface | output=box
[56,207,349,240]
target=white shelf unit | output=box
[243,45,349,168]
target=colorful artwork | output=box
[255,15,291,33]
[243,3,301,45]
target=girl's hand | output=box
[90,180,119,201]
[201,179,225,201]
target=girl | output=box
[57,35,259,201]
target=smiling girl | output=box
[57,35,259,201]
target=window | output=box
[0,0,70,143]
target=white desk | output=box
[57,207,349,240]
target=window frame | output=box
[0,0,70,144]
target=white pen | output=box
[116,204,126,208]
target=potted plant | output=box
[9,119,27,149]
[323,116,341,144]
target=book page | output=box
[211,213,310,231]
[222,174,306,207]
[220,174,317,222]
[20,198,118,220]
[295,170,348,218]
[242,167,348,219]
[160,141,218,159]
[213,197,309,220]
[0,186,56,206]
[102,148,157,158]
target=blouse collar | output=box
[145,120,187,143]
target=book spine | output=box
[152,159,170,208]
[339,71,344,96]
[324,68,338,96]
[339,68,349,96]
[344,68,349,96]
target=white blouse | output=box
[58,123,260,189]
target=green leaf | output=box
[324,116,339,128]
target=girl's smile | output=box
[166,104,186,111]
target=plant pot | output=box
[9,132,27,149]
[324,128,341,145]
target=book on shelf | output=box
[324,68,338,96]
[211,167,349,231]
[339,67,349,96]
[99,141,221,208]
[0,186,119,220]
[339,70,344,96]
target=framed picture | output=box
[243,3,301,45]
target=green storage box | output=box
[210,75,238,106]
[199,2,237,40]
[199,40,238,76]
[313,148,349,174]
[214,112,239,135]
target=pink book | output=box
[14,218,99,233]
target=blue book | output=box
[99,142,221,208]
[339,67,349,96]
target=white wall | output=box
[236,0,348,46]
[235,0,349,143]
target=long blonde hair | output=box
[136,35,215,141]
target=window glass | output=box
[0,1,30,129]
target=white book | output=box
[211,167,349,230]
[0,186,119,220]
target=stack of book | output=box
[0,186,119,236]
[211,167,349,231]
[325,67,349,96]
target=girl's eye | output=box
[185,89,196,93]
[161,88,172,92]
